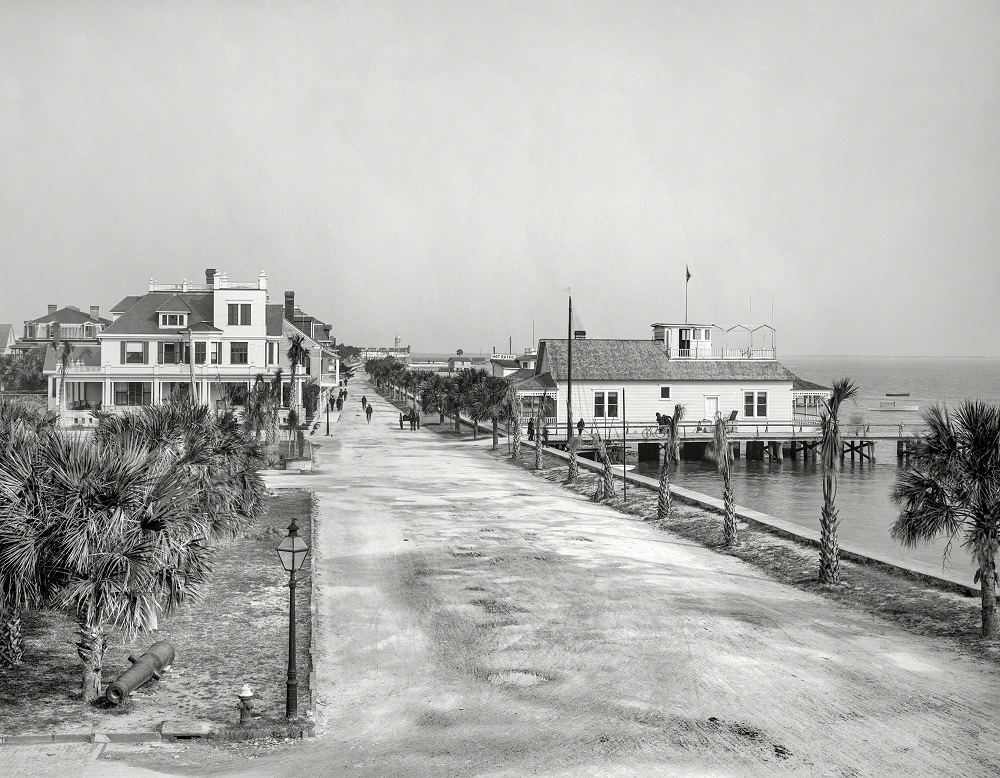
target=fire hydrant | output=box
[237,683,254,727]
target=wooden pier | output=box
[549,420,921,465]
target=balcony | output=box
[668,347,776,360]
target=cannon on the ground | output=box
[105,640,175,704]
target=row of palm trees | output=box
[365,360,1000,639]
[364,358,519,449]
[0,397,267,699]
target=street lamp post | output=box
[276,520,310,720]
[326,394,330,436]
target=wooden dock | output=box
[547,420,923,465]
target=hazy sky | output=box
[2,1,999,356]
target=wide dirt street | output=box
[233,383,998,778]
[75,382,997,778]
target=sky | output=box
[2,0,999,357]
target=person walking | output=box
[415,411,421,429]
[527,419,535,441]
[577,417,585,436]
[366,404,373,424]
[399,412,404,430]
[361,395,368,411]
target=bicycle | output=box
[642,425,668,439]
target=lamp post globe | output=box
[276,520,309,720]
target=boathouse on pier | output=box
[513,320,840,462]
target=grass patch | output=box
[0,490,314,736]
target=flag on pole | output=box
[686,265,691,283]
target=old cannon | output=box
[105,640,175,705]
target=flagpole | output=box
[684,266,691,323]
[567,294,573,442]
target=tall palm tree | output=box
[657,404,685,521]
[891,401,1000,638]
[509,388,522,460]
[591,431,616,502]
[49,326,74,416]
[818,378,859,584]
[470,376,513,450]
[709,417,737,545]
[286,334,308,416]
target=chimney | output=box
[48,304,57,314]
[90,305,100,320]
[205,268,217,284]
[574,330,587,339]
[284,291,295,320]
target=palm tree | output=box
[509,388,522,460]
[49,326,74,416]
[470,376,513,450]
[891,401,1000,638]
[286,334,308,416]
[591,432,616,502]
[657,404,685,521]
[709,417,737,545]
[818,378,859,584]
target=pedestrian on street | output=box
[415,411,420,429]
[527,419,535,441]
[361,395,368,410]
[409,411,416,431]
[577,418,585,436]
[366,404,373,423]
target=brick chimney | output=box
[284,292,295,320]
[48,304,57,314]
[205,268,217,284]
[90,305,100,320]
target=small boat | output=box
[885,392,910,397]
[869,400,919,412]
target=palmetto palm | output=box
[49,328,74,415]
[470,376,513,450]
[709,417,737,545]
[657,404,685,522]
[509,389,522,460]
[891,401,1000,638]
[818,378,859,584]
[287,334,308,414]
[591,431,616,502]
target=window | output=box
[660,386,671,400]
[594,391,619,418]
[211,342,221,365]
[744,391,768,418]
[230,341,248,364]
[266,342,277,365]
[114,382,152,406]
[227,303,252,326]
[159,313,186,327]
[122,341,146,364]
[703,328,711,340]
[195,342,206,364]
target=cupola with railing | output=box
[651,322,776,360]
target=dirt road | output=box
[233,384,997,777]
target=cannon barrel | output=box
[105,640,175,705]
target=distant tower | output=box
[394,334,401,349]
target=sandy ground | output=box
[29,381,1000,777]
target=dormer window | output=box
[159,313,187,328]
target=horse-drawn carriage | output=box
[399,408,420,429]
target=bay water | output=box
[634,356,1000,585]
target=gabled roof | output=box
[490,358,519,369]
[187,321,222,333]
[102,292,215,335]
[536,339,800,383]
[154,294,192,313]
[511,369,557,394]
[111,296,143,314]
[27,307,110,326]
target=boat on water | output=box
[885,392,910,397]
[869,399,919,412]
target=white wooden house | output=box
[519,321,827,438]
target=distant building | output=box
[49,269,338,425]
[0,323,14,356]
[10,304,110,357]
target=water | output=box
[634,357,1000,585]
